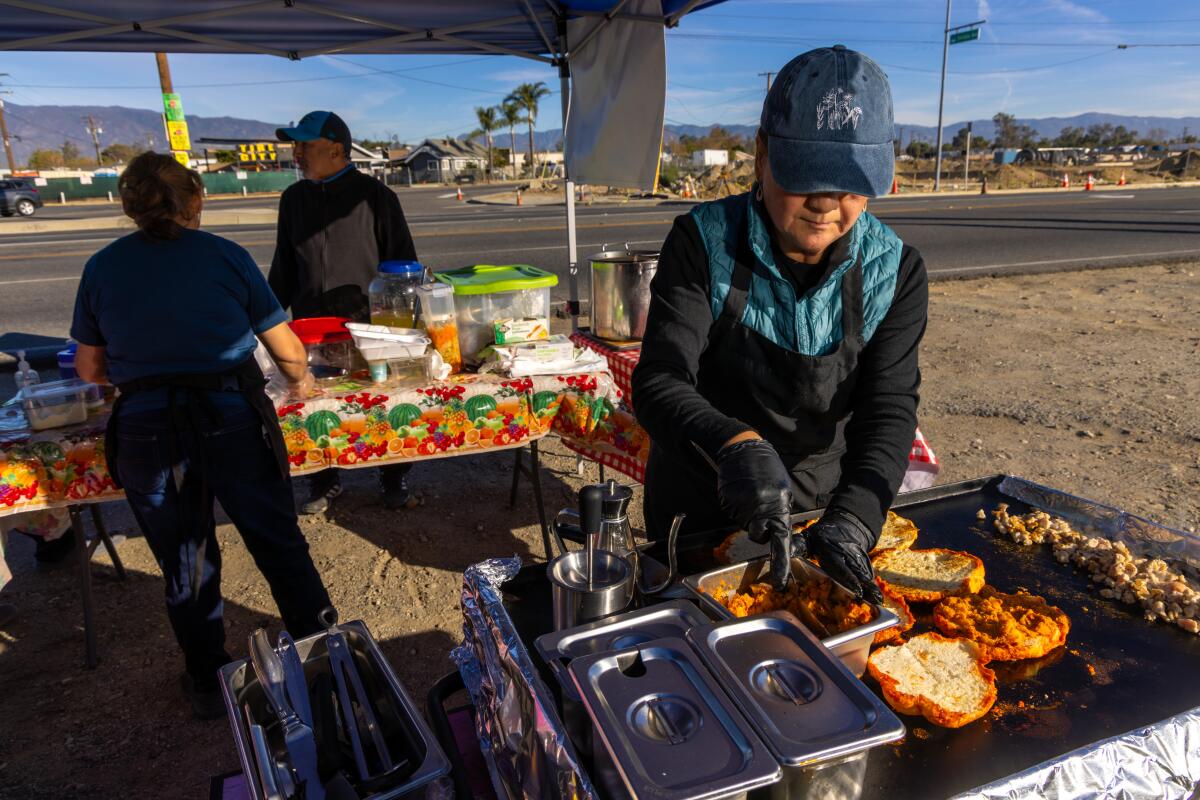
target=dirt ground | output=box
[0,263,1197,799]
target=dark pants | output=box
[116,405,331,689]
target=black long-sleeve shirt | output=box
[630,212,928,533]
[268,167,417,321]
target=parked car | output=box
[0,179,44,217]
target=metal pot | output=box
[547,550,634,631]
[589,246,659,341]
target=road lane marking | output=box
[0,275,80,286]
[931,247,1200,275]
[1091,194,1136,199]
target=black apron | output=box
[644,238,867,540]
[104,356,289,490]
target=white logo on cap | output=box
[816,88,863,131]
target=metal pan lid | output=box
[687,612,905,768]
[568,635,781,799]
[536,599,709,663]
[588,249,660,263]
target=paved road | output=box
[3,186,1199,361]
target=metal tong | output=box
[249,628,325,800]
[319,607,397,783]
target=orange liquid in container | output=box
[427,322,463,373]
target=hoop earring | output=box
[755,183,763,202]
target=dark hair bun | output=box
[119,152,204,239]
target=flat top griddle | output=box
[502,476,1200,799]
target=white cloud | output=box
[1041,0,1107,23]
[487,67,554,84]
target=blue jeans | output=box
[116,403,331,689]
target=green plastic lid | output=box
[432,264,558,295]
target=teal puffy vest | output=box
[690,192,903,355]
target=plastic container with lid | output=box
[432,264,557,364]
[369,260,427,330]
[22,378,89,431]
[416,283,463,374]
[288,317,356,379]
[55,342,104,408]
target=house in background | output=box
[403,138,488,183]
[692,149,729,167]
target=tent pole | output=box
[559,52,579,332]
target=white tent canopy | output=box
[0,0,728,320]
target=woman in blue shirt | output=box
[70,152,331,719]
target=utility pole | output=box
[83,114,104,165]
[964,120,972,184]
[757,71,775,93]
[934,5,986,191]
[0,79,15,176]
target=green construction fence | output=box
[36,171,297,201]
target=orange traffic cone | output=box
[515,189,522,206]
[456,186,464,201]
[1118,171,1126,186]
[1061,173,1069,188]
[1084,173,1094,191]
[890,176,899,195]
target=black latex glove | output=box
[804,511,884,604]
[716,439,793,589]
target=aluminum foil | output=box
[954,705,1200,800]
[998,476,1200,579]
[450,557,597,800]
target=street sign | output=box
[950,28,980,44]
[162,92,185,122]
[171,151,190,167]
[166,120,191,151]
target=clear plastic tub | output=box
[22,378,89,431]
[289,317,356,379]
[433,265,557,364]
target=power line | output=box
[667,32,1200,48]
[875,48,1124,75]
[701,12,1200,27]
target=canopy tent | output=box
[0,0,730,323]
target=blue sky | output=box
[1,0,1197,142]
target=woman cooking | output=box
[632,46,927,600]
[70,152,332,719]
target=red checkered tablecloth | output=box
[561,330,939,490]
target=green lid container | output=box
[432,264,558,295]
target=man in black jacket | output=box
[271,110,418,513]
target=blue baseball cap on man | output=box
[276,111,352,157]
[760,45,894,198]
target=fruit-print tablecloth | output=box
[0,371,615,517]
[558,331,941,490]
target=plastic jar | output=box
[369,260,426,329]
[416,283,463,373]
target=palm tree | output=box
[499,100,525,179]
[471,106,501,182]
[505,82,551,176]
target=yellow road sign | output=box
[167,120,191,151]
[172,151,191,167]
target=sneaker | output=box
[180,673,227,721]
[301,472,342,515]
[35,528,77,564]
[380,469,412,511]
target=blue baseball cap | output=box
[276,111,352,156]
[760,46,894,198]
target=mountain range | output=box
[4,103,1199,166]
